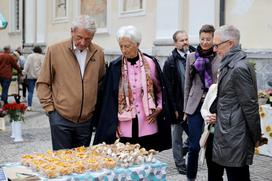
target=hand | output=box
[183,113,187,122]
[146,108,162,124]
[175,111,179,119]
[206,113,216,124]
[255,134,268,147]
[116,126,121,138]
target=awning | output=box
[0,12,8,29]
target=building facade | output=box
[0,0,271,88]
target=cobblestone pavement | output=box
[0,96,271,180]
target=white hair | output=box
[71,15,96,33]
[116,25,142,45]
[215,25,240,45]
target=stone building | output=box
[0,0,271,89]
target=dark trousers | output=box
[206,134,250,181]
[119,116,159,151]
[205,134,224,181]
[187,104,204,179]
[225,165,250,181]
[0,77,11,104]
[49,111,93,150]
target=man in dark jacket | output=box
[212,25,261,181]
[163,30,195,175]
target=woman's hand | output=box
[146,108,162,124]
[116,126,121,138]
[206,113,216,124]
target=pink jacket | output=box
[119,55,162,137]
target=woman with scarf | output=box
[184,24,220,181]
[93,25,172,151]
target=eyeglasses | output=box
[213,40,230,49]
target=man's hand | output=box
[175,111,179,119]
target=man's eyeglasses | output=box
[213,40,230,49]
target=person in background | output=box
[23,45,45,111]
[212,25,261,181]
[36,15,105,150]
[0,46,22,104]
[15,47,27,102]
[94,25,172,151]
[183,25,220,181]
[163,30,195,175]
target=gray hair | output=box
[172,30,187,42]
[71,15,96,33]
[116,25,142,45]
[215,25,240,45]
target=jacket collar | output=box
[218,45,247,84]
[220,45,246,70]
[66,39,98,62]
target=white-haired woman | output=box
[94,25,172,151]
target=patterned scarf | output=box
[193,46,214,91]
[118,52,155,120]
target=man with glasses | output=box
[37,15,105,150]
[212,25,261,181]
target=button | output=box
[136,105,138,107]
[137,111,140,114]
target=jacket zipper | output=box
[75,50,97,123]
[70,50,84,123]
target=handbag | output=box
[199,124,210,148]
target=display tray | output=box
[2,161,167,181]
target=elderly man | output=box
[212,25,261,181]
[163,30,195,175]
[37,15,105,150]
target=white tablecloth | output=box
[257,105,272,157]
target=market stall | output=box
[257,104,272,157]
[1,140,168,180]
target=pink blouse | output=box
[118,56,162,137]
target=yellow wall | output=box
[225,0,272,49]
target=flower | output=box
[2,102,27,122]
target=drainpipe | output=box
[22,0,25,48]
[220,0,225,26]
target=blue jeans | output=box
[27,79,37,107]
[172,123,186,168]
[187,104,204,179]
[0,77,11,104]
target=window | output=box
[9,0,20,32]
[77,0,111,34]
[53,0,68,23]
[119,0,146,17]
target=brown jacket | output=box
[36,39,105,123]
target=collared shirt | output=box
[74,45,88,77]
[177,49,189,59]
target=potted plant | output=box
[2,102,27,142]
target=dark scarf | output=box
[193,45,214,91]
